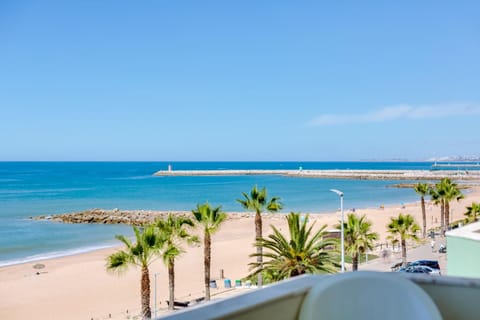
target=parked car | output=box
[397,266,428,274]
[412,265,441,275]
[407,260,441,271]
[398,265,441,275]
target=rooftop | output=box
[446,221,480,241]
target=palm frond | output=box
[115,234,133,249]
[249,212,339,280]
[465,202,480,221]
[414,183,430,196]
[192,202,227,235]
[106,250,135,275]
[387,213,420,242]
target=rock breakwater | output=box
[31,209,284,225]
[32,209,192,225]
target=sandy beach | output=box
[1,187,479,319]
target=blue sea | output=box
[0,161,434,267]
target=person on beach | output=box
[381,249,389,260]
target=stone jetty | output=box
[154,169,480,181]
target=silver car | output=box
[401,265,441,276]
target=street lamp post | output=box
[330,189,345,273]
[154,272,160,319]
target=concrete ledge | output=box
[158,273,480,320]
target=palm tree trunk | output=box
[401,239,407,267]
[352,253,359,271]
[168,259,175,311]
[204,231,211,301]
[421,196,426,238]
[445,200,450,230]
[440,200,445,236]
[255,211,263,287]
[141,265,151,319]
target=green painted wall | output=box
[447,236,480,278]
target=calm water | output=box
[0,161,432,266]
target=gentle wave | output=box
[0,187,93,195]
[0,244,116,267]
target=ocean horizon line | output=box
[0,160,436,163]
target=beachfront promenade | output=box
[359,241,448,274]
[154,169,480,180]
[154,241,448,318]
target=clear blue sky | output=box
[2,1,479,161]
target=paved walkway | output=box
[359,239,448,274]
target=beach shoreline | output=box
[1,187,480,319]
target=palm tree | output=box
[432,178,464,235]
[337,213,378,271]
[442,178,463,228]
[237,185,283,286]
[387,213,420,267]
[465,202,480,222]
[106,225,164,319]
[192,202,227,301]
[249,212,339,280]
[155,214,198,310]
[414,183,430,238]
[429,184,445,235]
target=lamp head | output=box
[330,189,344,197]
